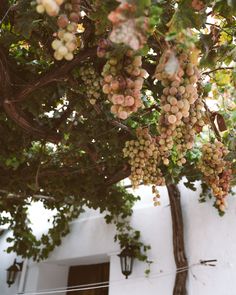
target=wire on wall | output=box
[19,260,217,295]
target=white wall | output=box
[180,181,236,295]
[0,182,236,295]
[0,230,20,295]
[36,263,68,295]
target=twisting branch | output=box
[3,101,61,143]
[167,183,188,295]
[0,190,55,201]
[203,101,221,141]
[92,103,133,136]
[202,67,234,76]
[205,22,234,37]
[105,165,131,186]
[13,47,97,103]
[0,46,61,142]
[0,47,97,142]
[109,119,133,135]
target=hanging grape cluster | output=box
[108,1,149,50]
[78,63,102,105]
[155,49,205,166]
[100,44,148,120]
[123,128,165,205]
[36,0,81,60]
[191,0,205,11]
[36,0,64,16]
[198,141,232,213]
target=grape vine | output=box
[0,0,235,282]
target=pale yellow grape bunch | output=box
[155,50,200,127]
[123,128,165,190]
[52,28,78,61]
[36,0,81,61]
[101,50,148,120]
[198,141,232,213]
[78,64,102,105]
[154,48,204,166]
[52,1,81,60]
[152,185,161,207]
[172,98,205,166]
[36,0,64,16]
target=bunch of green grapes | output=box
[198,141,232,213]
[36,0,64,16]
[172,98,205,165]
[36,0,81,60]
[101,48,148,120]
[78,63,102,105]
[155,49,204,165]
[123,128,165,205]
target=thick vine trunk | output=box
[167,183,188,295]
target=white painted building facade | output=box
[0,181,236,295]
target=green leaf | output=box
[168,0,206,33]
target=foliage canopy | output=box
[0,0,235,261]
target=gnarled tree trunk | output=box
[167,183,188,295]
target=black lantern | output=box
[6,259,23,287]
[118,246,135,279]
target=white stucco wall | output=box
[0,231,21,295]
[0,182,236,295]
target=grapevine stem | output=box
[167,183,188,295]
[202,67,234,76]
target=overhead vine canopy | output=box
[0,0,235,261]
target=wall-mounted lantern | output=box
[6,259,23,287]
[118,246,135,279]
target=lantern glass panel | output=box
[119,247,134,279]
[6,264,19,287]
[6,260,23,287]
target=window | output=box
[67,262,109,295]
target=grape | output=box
[64,52,74,61]
[108,1,149,51]
[191,0,205,11]
[77,63,102,105]
[57,14,69,28]
[36,0,62,16]
[36,0,81,60]
[123,128,165,205]
[100,47,148,119]
[154,48,204,166]
[36,4,45,13]
[198,141,232,213]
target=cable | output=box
[38,281,110,292]
[22,264,194,293]
[21,284,110,295]
[20,261,213,295]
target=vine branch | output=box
[202,67,234,76]
[167,183,188,295]
[12,47,97,103]
[0,47,97,142]
[203,101,221,141]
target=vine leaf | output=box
[167,0,205,32]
